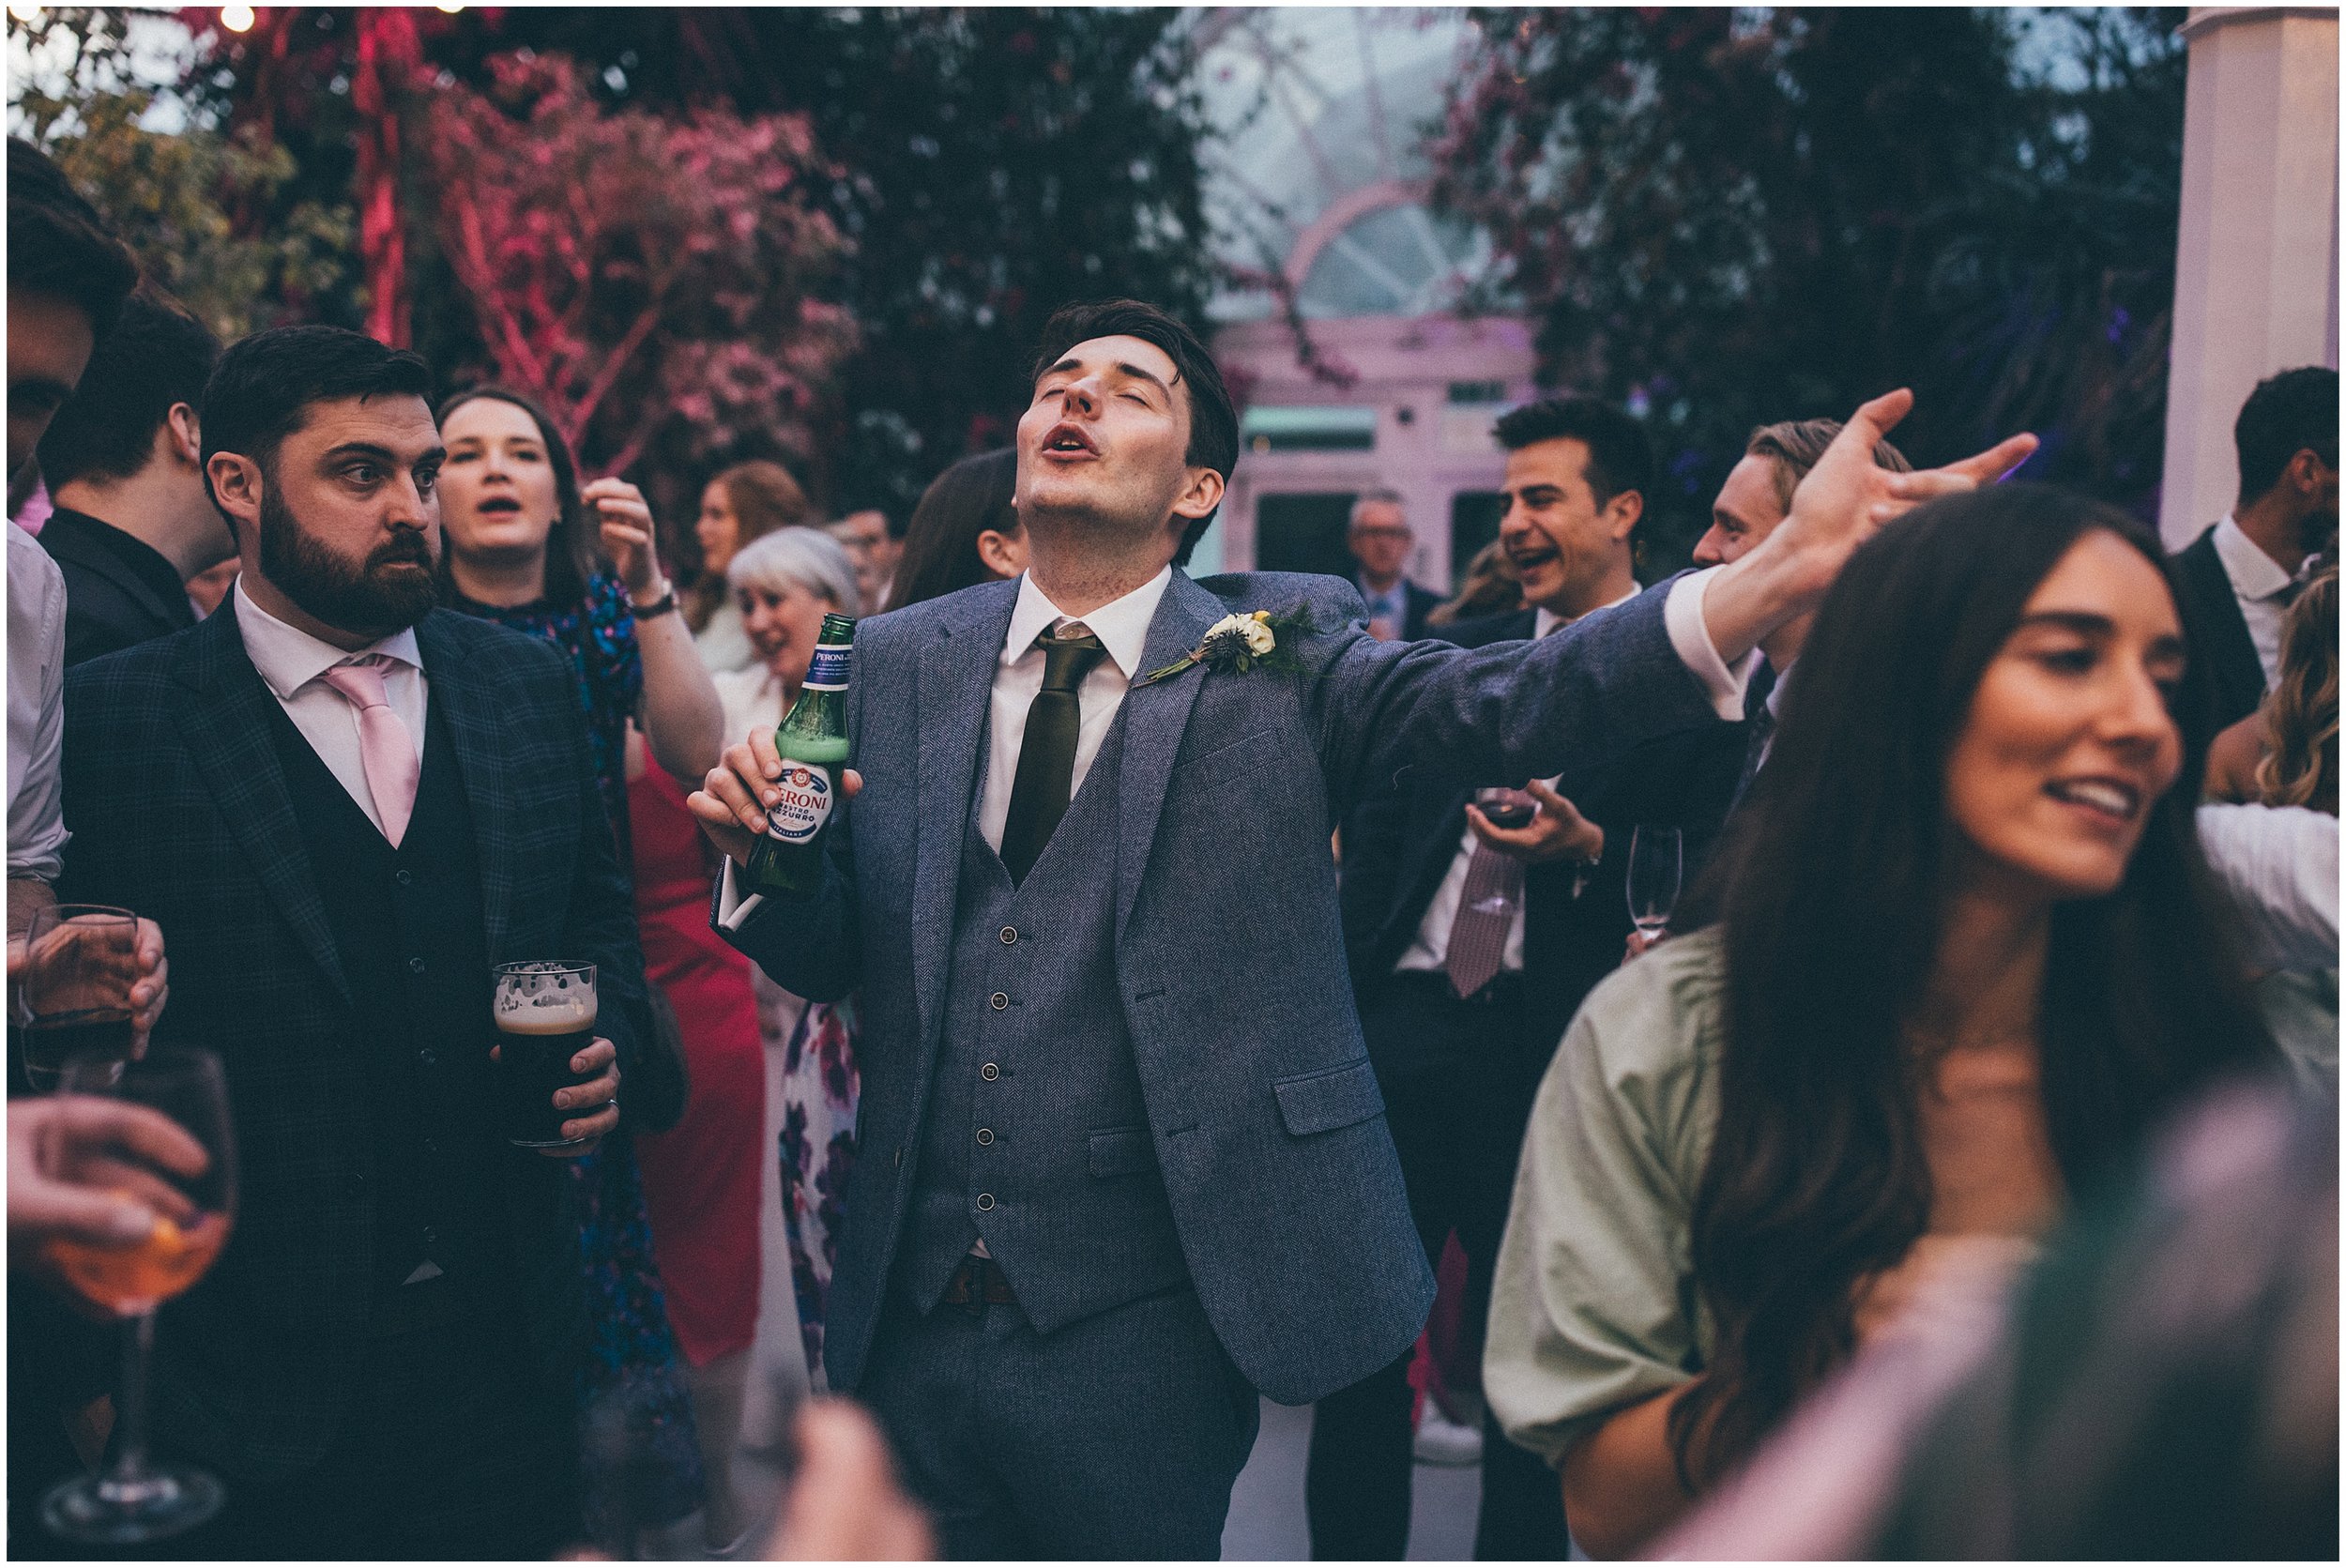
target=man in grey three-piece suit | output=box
[691,300,2032,1557]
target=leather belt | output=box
[941,1253,1018,1312]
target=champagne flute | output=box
[1626,826,1683,949]
[40,1045,236,1545]
[17,905,140,1092]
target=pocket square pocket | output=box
[1087,1126,1156,1178]
[1272,1058,1386,1136]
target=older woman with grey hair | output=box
[705,523,867,1408]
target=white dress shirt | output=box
[719,568,1173,928]
[8,520,69,880]
[233,579,427,840]
[2195,802,2339,974]
[2210,513,2297,690]
[1395,596,1633,977]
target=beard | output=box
[256,484,441,639]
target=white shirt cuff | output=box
[714,860,765,932]
[1664,568,1749,722]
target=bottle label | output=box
[763,762,835,844]
[802,644,852,692]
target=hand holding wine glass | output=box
[40,1045,236,1545]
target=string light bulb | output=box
[220,3,253,32]
[7,2,43,23]
[436,3,464,10]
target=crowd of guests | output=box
[6,122,2337,1565]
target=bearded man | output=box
[51,325,651,1558]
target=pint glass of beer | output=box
[492,961,601,1149]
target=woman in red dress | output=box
[628,731,766,1553]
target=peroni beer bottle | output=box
[744,613,855,897]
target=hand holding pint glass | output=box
[492,962,620,1153]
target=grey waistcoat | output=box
[893,715,1190,1332]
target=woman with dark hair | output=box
[1483,484,2277,1557]
[434,385,725,1551]
[888,448,1025,609]
[688,459,815,670]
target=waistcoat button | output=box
[1000,927,1017,945]
[408,956,426,975]
[990,992,1008,1011]
[975,1193,996,1212]
[976,1128,994,1146]
[395,869,413,887]
[981,1062,999,1081]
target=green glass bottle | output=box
[744,613,855,898]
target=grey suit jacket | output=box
[724,569,1726,1403]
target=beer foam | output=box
[494,982,597,1033]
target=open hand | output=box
[1467,781,1605,865]
[583,477,666,602]
[1773,389,2039,603]
[687,725,864,867]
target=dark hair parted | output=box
[1492,396,1653,510]
[434,386,600,611]
[37,291,221,491]
[8,139,138,343]
[202,326,434,512]
[1674,484,2277,1483]
[1029,298,1237,566]
[891,448,1020,609]
[2234,367,2338,506]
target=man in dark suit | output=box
[2170,366,2338,732]
[49,326,642,1558]
[1349,488,1443,640]
[37,292,236,666]
[1312,398,1746,1560]
[690,299,2035,1558]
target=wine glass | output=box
[17,905,140,1092]
[39,1045,236,1545]
[1626,826,1683,948]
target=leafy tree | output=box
[416,51,856,480]
[8,10,353,340]
[1429,8,2187,559]
[422,8,1219,516]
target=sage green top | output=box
[1484,928,1728,1466]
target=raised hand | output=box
[1702,390,2037,662]
[686,725,864,867]
[582,477,666,601]
[1468,780,1606,866]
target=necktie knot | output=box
[320,654,395,710]
[1038,627,1106,693]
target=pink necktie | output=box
[319,655,419,846]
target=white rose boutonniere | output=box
[1135,607,1316,687]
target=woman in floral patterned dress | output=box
[434,386,726,1550]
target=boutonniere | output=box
[1135,607,1313,688]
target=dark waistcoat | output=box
[894,715,1190,1332]
[263,692,518,1330]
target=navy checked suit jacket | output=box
[52,601,652,1482]
[722,568,1727,1405]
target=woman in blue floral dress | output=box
[435,387,727,1550]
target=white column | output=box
[2160,7,2341,547]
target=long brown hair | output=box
[434,386,598,609]
[685,459,812,632]
[1678,485,2276,1484]
[2255,566,2338,814]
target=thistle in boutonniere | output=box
[1137,607,1314,687]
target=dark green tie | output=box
[1000,626,1108,884]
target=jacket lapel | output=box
[1114,571,1219,936]
[910,582,1018,1050]
[170,601,351,1005]
[416,613,521,960]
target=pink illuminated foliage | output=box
[416,52,856,478]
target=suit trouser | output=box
[1305,971,1569,1560]
[146,1304,580,1560]
[860,1281,1260,1560]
